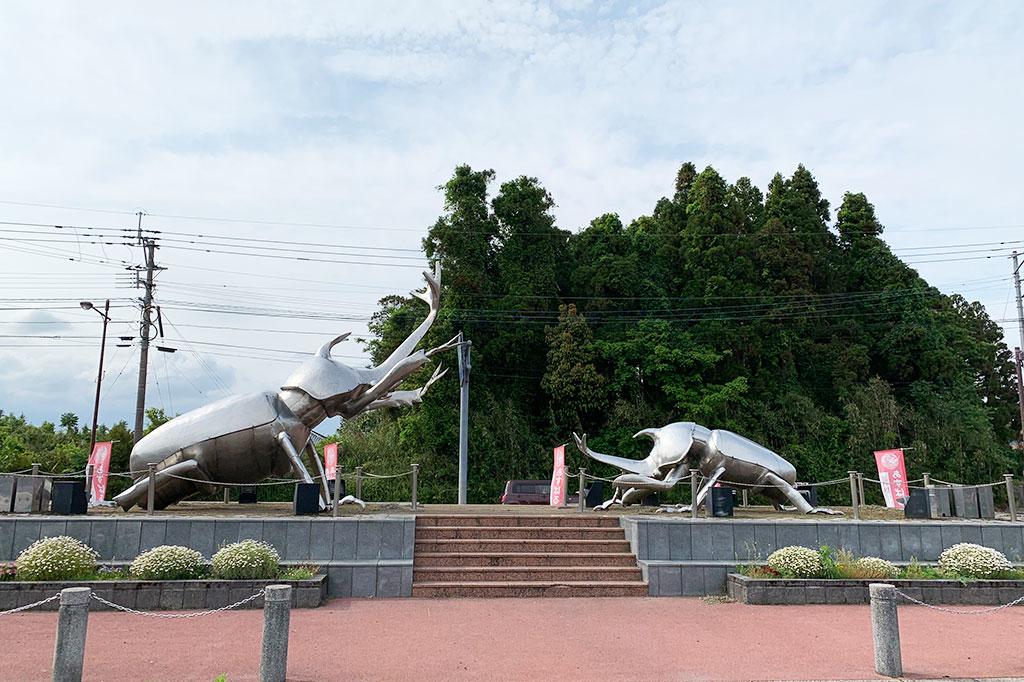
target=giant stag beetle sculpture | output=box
[114,266,455,511]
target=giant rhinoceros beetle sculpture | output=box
[114,265,456,511]
[573,422,840,514]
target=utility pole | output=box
[457,332,471,504]
[1013,252,1024,454]
[133,236,160,443]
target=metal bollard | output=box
[869,583,903,677]
[355,466,363,501]
[741,489,748,507]
[32,462,40,477]
[922,472,931,488]
[223,487,231,504]
[578,468,586,513]
[84,464,94,503]
[52,587,90,682]
[848,471,860,520]
[146,463,156,515]
[1006,474,1017,522]
[857,472,866,508]
[690,469,699,518]
[332,473,341,518]
[260,584,292,682]
[411,464,419,511]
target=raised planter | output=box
[727,573,1024,605]
[0,574,327,611]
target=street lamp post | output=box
[80,300,111,454]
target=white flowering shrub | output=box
[938,543,1012,579]
[16,536,98,581]
[766,546,822,578]
[130,545,205,580]
[852,557,899,579]
[211,540,280,580]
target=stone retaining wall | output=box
[0,516,414,598]
[0,575,327,611]
[727,573,1024,605]
[620,517,1024,597]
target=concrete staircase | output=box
[412,515,647,597]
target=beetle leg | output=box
[302,440,329,510]
[692,466,727,510]
[277,433,326,511]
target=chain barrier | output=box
[1,469,88,479]
[894,587,1024,614]
[0,592,61,616]
[90,589,265,618]
[359,470,412,480]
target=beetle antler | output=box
[369,264,441,380]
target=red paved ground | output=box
[3,597,1024,681]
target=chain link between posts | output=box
[90,589,266,618]
[0,593,61,616]
[894,587,1024,614]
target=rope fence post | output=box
[410,464,419,511]
[355,466,363,501]
[869,583,902,678]
[741,489,748,507]
[52,587,91,682]
[1006,474,1017,522]
[690,469,699,519]
[848,471,860,520]
[146,463,156,515]
[922,472,931,487]
[31,463,40,477]
[857,472,866,508]
[332,470,341,518]
[260,584,291,682]
[578,468,586,513]
[223,487,230,504]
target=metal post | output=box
[1013,251,1024,459]
[260,584,291,682]
[134,239,158,443]
[457,334,471,505]
[410,464,419,511]
[87,299,110,455]
[222,487,230,504]
[355,466,363,501]
[1006,474,1017,522]
[690,469,699,519]
[1016,347,1024,462]
[52,587,90,682]
[849,471,860,520]
[741,489,748,507]
[922,472,931,487]
[869,583,903,677]
[146,463,156,515]
[332,469,342,518]
[857,472,866,508]
[32,463,40,477]
[578,468,586,513]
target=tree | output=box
[542,304,605,430]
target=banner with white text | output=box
[873,448,908,509]
[550,445,567,506]
[324,443,338,481]
[88,441,112,506]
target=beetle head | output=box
[281,332,365,406]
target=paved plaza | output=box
[4,596,1024,681]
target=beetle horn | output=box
[632,428,660,441]
[316,333,352,359]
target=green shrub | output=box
[279,565,318,581]
[211,540,280,580]
[938,543,1012,579]
[130,545,206,580]
[766,546,822,578]
[850,557,899,579]
[16,536,98,581]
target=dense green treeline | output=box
[356,163,1021,504]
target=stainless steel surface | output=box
[113,266,452,511]
[573,422,840,514]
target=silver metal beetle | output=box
[573,422,840,514]
[114,266,455,511]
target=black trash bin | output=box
[708,486,735,517]
[51,480,87,515]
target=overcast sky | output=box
[1,0,1022,428]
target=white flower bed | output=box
[211,540,280,580]
[766,546,822,578]
[16,536,98,581]
[853,556,899,579]
[130,545,205,580]
[938,543,1012,579]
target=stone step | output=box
[415,526,626,540]
[414,566,643,582]
[415,538,632,554]
[414,552,639,567]
[415,515,621,528]
[411,581,649,598]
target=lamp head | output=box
[79,301,94,311]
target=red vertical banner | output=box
[550,444,566,506]
[324,443,338,481]
[873,448,908,509]
[88,441,112,505]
